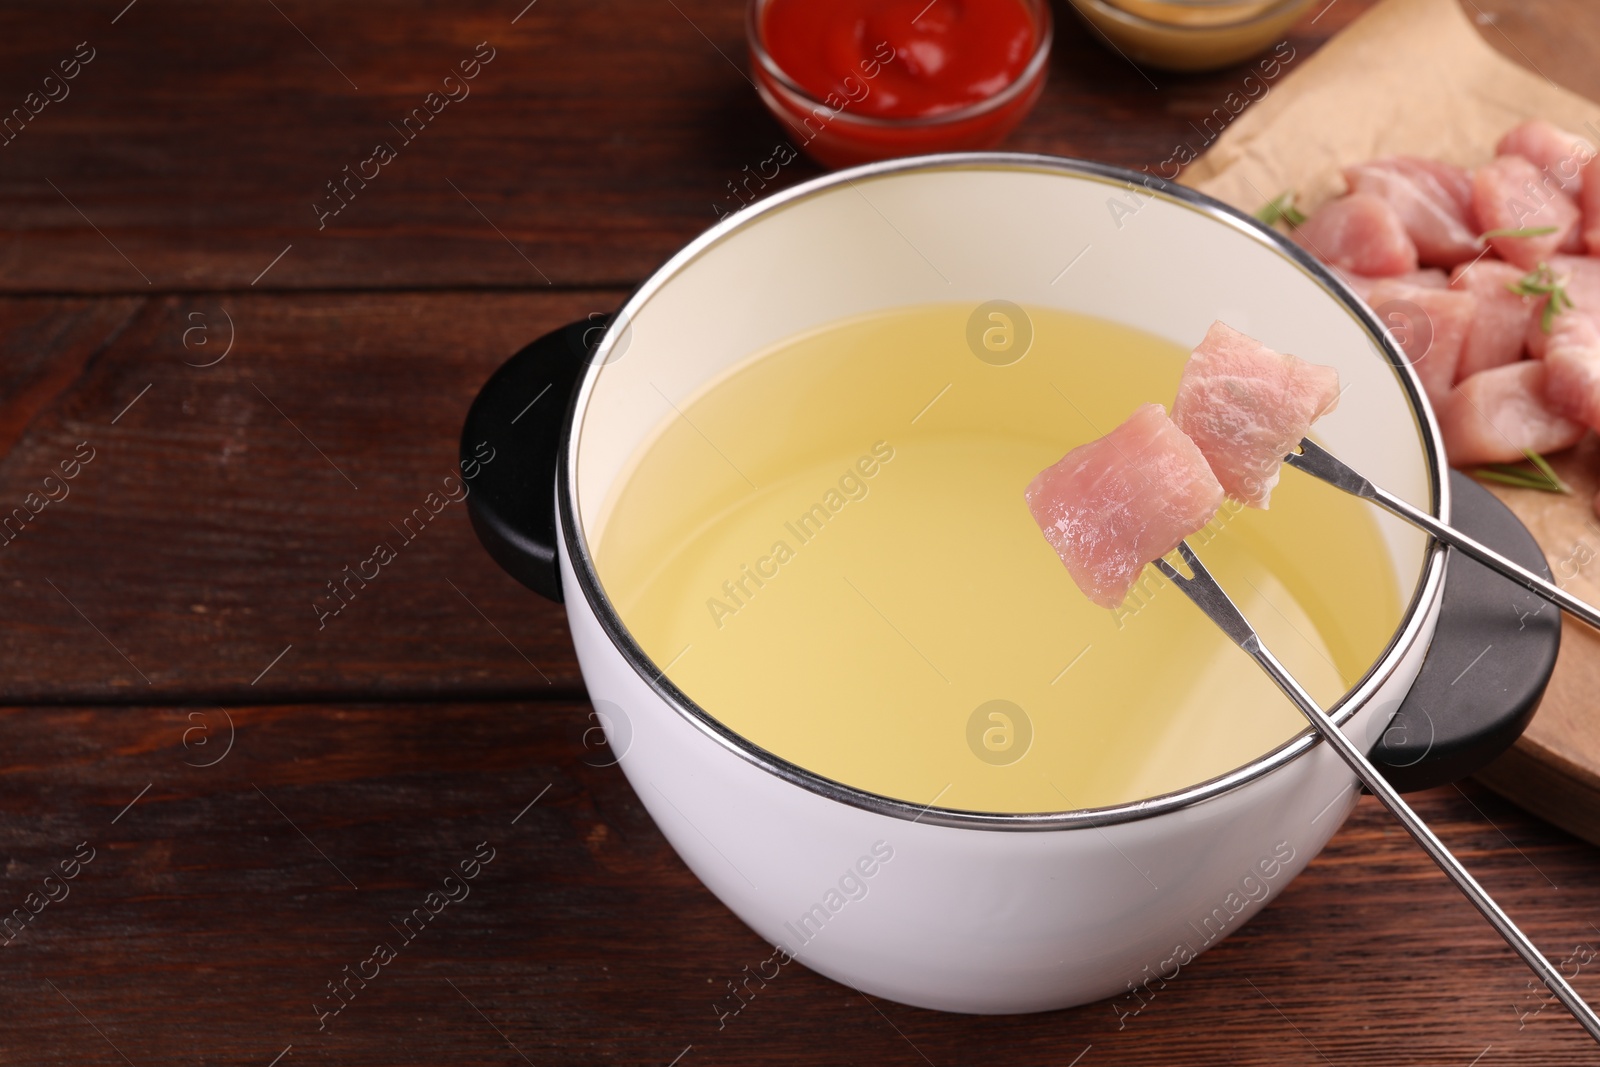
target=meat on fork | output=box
[1171,321,1341,509]
[1025,403,1224,610]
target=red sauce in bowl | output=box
[750,0,1050,167]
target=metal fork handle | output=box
[1286,438,1600,633]
[1155,542,1600,1045]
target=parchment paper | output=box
[1184,0,1600,840]
[1186,0,1600,214]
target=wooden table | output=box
[5,1,1600,1063]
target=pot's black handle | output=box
[1372,470,1559,791]
[460,318,607,602]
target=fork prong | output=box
[1153,541,1259,648]
[1283,437,1375,497]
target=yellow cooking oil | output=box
[593,304,1404,814]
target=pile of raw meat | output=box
[1291,119,1600,494]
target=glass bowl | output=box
[746,0,1053,168]
[1067,0,1315,72]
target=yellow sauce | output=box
[1104,0,1285,28]
[594,304,1402,813]
[1067,0,1311,72]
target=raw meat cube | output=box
[1496,120,1594,197]
[1550,255,1600,310]
[1436,361,1586,465]
[1295,193,1419,277]
[1543,311,1600,431]
[1364,280,1476,406]
[1170,321,1340,509]
[1339,268,1447,303]
[1562,220,1588,254]
[1473,155,1584,270]
[1344,157,1481,267]
[1583,155,1600,255]
[1026,404,1224,609]
[1522,256,1600,358]
[1449,259,1537,379]
[1524,309,1575,360]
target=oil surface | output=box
[594,304,1403,813]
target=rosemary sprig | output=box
[1471,468,1549,490]
[1254,190,1307,228]
[1480,225,1559,239]
[1506,262,1575,333]
[1522,448,1573,493]
[1470,449,1572,494]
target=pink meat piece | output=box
[1523,256,1600,358]
[1437,361,1587,466]
[1524,310,1548,359]
[1525,310,1571,360]
[1554,254,1600,309]
[1583,156,1600,255]
[1344,157,1481,267]
[1340,268,1447,302]
[1473,155,1583,270]
[1295,193,1419,277]
[1560,221,1587,254]
[1542,311,1600,431]
[1025,403,1224,609]
[1170,321,1340,509]
[1364,280,1476,406]
[1448,259,1538,379]
[1496,120,1594,198]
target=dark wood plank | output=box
[0,0,1388,293]
[0,290,607,703]
[2,699,1598,1064]
[0,297,141,455]
[7,0,1595,295]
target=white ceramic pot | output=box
[463,154,1559,1014]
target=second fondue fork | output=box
[1285,438,1600,632]
[1154,540,1600,1046]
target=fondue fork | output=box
[1286,438,1600,632]
[1154,541,1600,1046]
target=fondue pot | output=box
[462,155,1560,1013]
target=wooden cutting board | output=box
[1472,443,1600,844]
[1188,0,1600,843]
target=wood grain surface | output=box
[0,291,603,703]
[3,701,1599,1066]
[4,0,1600,1063]
[0,0,1389,292]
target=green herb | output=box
[1479,225,1560,239]
[1254,190,1307,228]
[1522,448,1573,493]
[1471,449,1572,494]
[1505,262,1575,333]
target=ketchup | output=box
[762,0,1039,119]
[752,0,1049,167]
